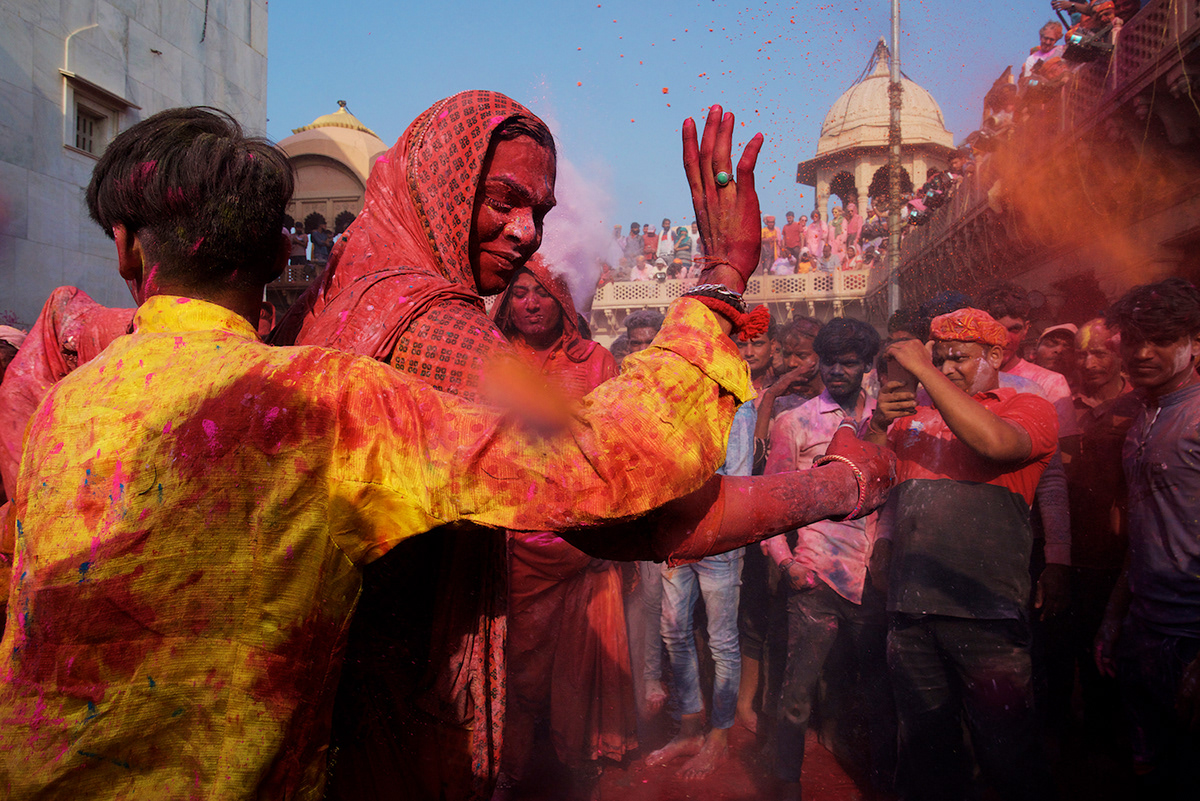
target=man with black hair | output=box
[625,307,666,354]
[887,308,931,346]
[978,282,1077,620]
[764,318,894,800]
[0,106,895,799]
[1096,278,1200,800]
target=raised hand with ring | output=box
[682,104,764,294]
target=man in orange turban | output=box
[864,307,1058,800]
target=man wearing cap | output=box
[867,308,1058,801]
[1035,322,1078,380]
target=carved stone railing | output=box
[588,269,888,335]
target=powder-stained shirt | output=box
[0,294,750,800]
[885,387,1058,619]
[1123,381,1200,638]
[766,389,877,603]
[1069,386,1140,570]
[1007,357,1080,438]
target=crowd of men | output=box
[0,89,1196,801]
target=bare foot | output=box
[644,678,668,715]
[645,732,704,767]
[676,728,729,779]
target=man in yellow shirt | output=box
[0,107,891,799]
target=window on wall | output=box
[60,70,139,158]
[74,104,105,154]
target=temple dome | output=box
[277,101,387,187]
[815,39,953,157]
[292,100,380,137]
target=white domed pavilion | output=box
[796,39,955,217]
[276,101,388,231]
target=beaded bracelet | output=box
[812,453,868,520]
[682,284,771,341]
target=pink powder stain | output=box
[487,115,505,127]
[163,421,172,435]
[174,336,185,350]
[175,297,190,304]
[202,419,219,450]
[191,237,205,254]
[111,459,128,501]
[263,407,281,427]
[285,545,294,561]
[376,156,390,164]
[49,442,64,455]
[438,109,450,119]
[145,372,155,387]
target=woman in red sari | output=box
[274,90,559,801]
[491,258,634,797]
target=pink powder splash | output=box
[487,115,505,127]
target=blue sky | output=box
[267,1,1050,230]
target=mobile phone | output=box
[887,358,918,397]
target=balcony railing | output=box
[591,269,886,311]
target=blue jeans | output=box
[660,550,742,729]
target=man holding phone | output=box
[865,308,1057,801]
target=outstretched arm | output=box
[559,426,895,564]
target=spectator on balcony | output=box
[796,251,815,274]
[672,225,693,276]
[841,245,864,271]
[629,254,655,281]
[1022,21,1065,82]
[805,210,828,257]
[845,202,864,249]
[608,224,626,269]
[624,222,643,262]
[689,222,703,261]
[597,260,616,288]
[656,219,674,261]
[771,255,797,276]
[760,215,782,273]
[829,206,847,256]
[309,221,333,266]
[641,224,657,260]
[289,223,308,267]
[816,243,841,274]
[782,211,805,264]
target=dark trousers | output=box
[1117,614,1200,800]
[888,614,1049,801]
[775,582,892,787]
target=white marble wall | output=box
[0,0,268,326]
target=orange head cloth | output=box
[929,308,1008,349]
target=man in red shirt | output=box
[867,308,1057,801]
[781,211,805,264]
